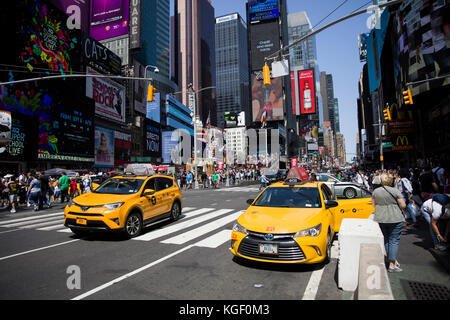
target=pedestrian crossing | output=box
[215,186,261,192]
[0,206,245,248]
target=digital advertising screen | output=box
[89,0,129,41]
[249,20,280,71]
[298,69,316,115]
[146,92,161,123]
[248,0,279,23]
[94,126,115,168]
[251,72,284,123]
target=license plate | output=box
[259,243,278,255]
[76,218,87,225]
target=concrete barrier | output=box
[338,218,385,292]
[356,243,393,300]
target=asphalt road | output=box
[0,184,351,301]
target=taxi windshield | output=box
[93,178,144,194]
[253,187,321,208]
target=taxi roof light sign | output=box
[124,163,155,176]
[284,167,309,185]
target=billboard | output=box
[358,33,369,62]
[86,67,126,123]
[251,72,284,122]
[129,0,141,49]
[146,92,161,123]
[393,0,450,94]
[248,0,279,23]
[0,110,11,149]
[290,72,298,115]
[249,20,280,71]
[49,0,90,32]
[162,131,178,164]
[298,69,316,115]
[143,119,161,158]
[94,126,115,168]
[82,34,122,74]
[114,131,131,167]
[89,0,129,41]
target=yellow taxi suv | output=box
[230,173,374,264]
[64,173,182,239]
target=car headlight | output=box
[294,223,322,238]
[103,202,124,210]
[232,222,248,235]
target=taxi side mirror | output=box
[325,200,339,209]
[143,189,155,196]
[246,198,254,205]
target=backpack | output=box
[432,193,450,206]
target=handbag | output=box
[382,186,404,216]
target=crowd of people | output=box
[359,162,450,273]
[0,170,109,213]
[175,168,260,190]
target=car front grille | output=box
[64,218,110,230]
[237,232,306,261]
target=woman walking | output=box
[372,173,407,272]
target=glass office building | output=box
[215,13,249,129]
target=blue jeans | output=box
[420,206,440,247]
[28,191,40,207]
[402,192,416,223]
[379,222,403,262]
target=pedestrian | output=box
[395,169,418,228]
[6,176,19,213]
[432,161,445,193]
[39,173,51,210]
[419,165,439,201]
[372,170,382,190]
[420,194,450,251]
[371,173,407,272]
[82,174,92,193]
[259,172,268,191]
[27,174,41,211]
[186,171,193,189]
[69,178,78,198]
[212,172,219,189]
[58,172,70,203]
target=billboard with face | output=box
[94,126,115,168]
[251,72,284,122]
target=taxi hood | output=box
[73,192,138,206]
[238,206,324,234]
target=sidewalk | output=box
[386,218,450,300]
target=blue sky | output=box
[211,0,374,161]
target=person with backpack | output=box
[420,193,450,251]
[432,161,445,193]
[419,165,439,201]
[395,169,418,228]
[82,175,92,194]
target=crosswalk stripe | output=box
[57,228,72,233]
[20,219,65,229]
[0,211,64,226]
[161,210,243,245]
[38,224,68,231]
[1,215,64,228]
[193,229,232,248]
[133,208,229,242]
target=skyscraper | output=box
[174,0,217,127]
[215,13,249,129]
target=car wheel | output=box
[343,187,356,199]
[124,212,142,238]
[170,201,181,221]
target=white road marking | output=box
[193,229,232,248]
[20,219,65,229]
[0,239,80,261]
[132,208,224,241]
[0,212,64,226]
[302,266,325,300]
[161,211,243,245]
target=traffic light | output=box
[402,89,413,105]
[147,84,155,102]
[263,63,271,86]
[383,107,391,121]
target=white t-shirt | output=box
[422,199,450,220]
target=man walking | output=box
[58,173,70,203]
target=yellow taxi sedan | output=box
[64,174,182,238]
[230,176,373,264]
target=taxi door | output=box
[140,177,165,220]
[155,177,173,214]
[331,185,374,232]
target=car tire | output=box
[170,201,181,221]
[124,212,142,239]
[343,187,356,199]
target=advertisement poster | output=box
[162,131,178,164]
[0,110,11,149]
[94,126,115,168]
[298,69,316,115]
[248,0,279,23]
[143,119,161,158]
[251,72,284,122]
[86,67,126,123]
[249,20,280,71]
[146,92,161,123]
[114,131,131,167]
[89,0,129,41]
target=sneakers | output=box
[434,244,448,251]
[10,209,16,213]
[388,265,403,273]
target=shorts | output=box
[9,194,17,203]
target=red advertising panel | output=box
[290,158,298,168]
[298,69,316,115]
